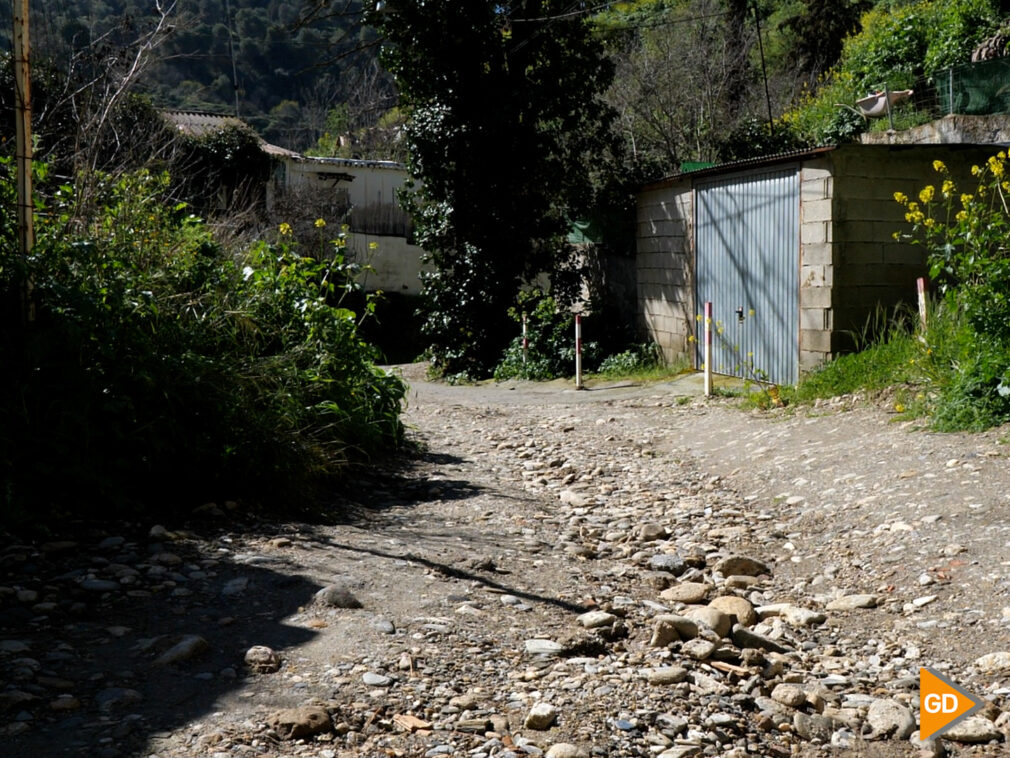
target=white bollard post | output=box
[703,301,712,397]
[575,314,583,390]
[917,277,928,332]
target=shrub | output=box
[493,290,600,381]
[597,343,662,376]
[891,153,1010,429]
[0,163,404,524]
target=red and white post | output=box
[522,312,528,366]
[575,314,584,390]
[703,301,713,397]
[917,277,928,332]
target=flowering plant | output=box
[894,153,1010,341]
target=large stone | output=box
[941,716,1002,744]
[95,687,143,711]
[153,635,209,666]
[682,606,731,637]
[660,583,710,604]
[826,594,878,611]
[794,712,835,742]
[577,610,616,629]
[314,585,362,609]
[526,639,565,656]
[649,554,687,575]
[646,666,688,685]
[731,625,790,653]
[652,614,699,641]
[708,596,757,626]
[682,638,716,660]
[713,555,770,577]
[975,651,1010,673]
[865,699,916,740]
[759,603,826,627]
[771,683,806,708]
[268,707,332,739]
[639,523,668,542]
[244,646,281,674]
[525,702,559,730]
[546,744,588,758]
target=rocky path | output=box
[3,368,1010,758]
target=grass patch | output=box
[756,302,1010,432]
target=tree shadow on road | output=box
[0,527,322,758]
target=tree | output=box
[369,1,617,377]
[780,0,872,83]
[600,0,764,170]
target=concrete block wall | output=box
[798,158,835,373]
[831,144,993,351]
[636,183,694,364]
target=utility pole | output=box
[13,0,35,321]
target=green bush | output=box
[0,162,405,523]
[493,290,600,381]
[890,153,1010,429]
[781,1,1002,145]
[597,343,662,376]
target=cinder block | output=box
[840,244,882,265]
[799,350,830,373]
[801,242,835,266]
[883,244,926,266]
[800,286,832,308]
[802,199,832,223]
[801,329,833,353]
[801,265,832,288]
[801,221,830,244]
[800,307,832,331]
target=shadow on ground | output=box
[0,521,322,758]
[0,436,507,757]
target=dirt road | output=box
[3,366,1010,757]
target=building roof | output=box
[291,155,407,171]
[161,110,300,158]
[642,146,837,191]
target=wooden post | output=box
[13,0,35,321]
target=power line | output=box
[511,3,731,30]
[511,2,620,22]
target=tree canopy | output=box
[370,1,619,377]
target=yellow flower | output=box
[895,402,906,413]
[988,156,1005,178]
[956,210,968,222]
[961,193,973,208]
[278,222,293,236]
[368,241,378,250]
[941,179,955,196]
[1000,151,1007,161]
[918,185,935,204]
[923,217,936,229]
[314,218,326,228]
[971,165,982,176]
[893,191,909,204]
[933,160,947,173]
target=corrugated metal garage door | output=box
[695,166,799,385]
